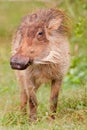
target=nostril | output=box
[10,57,21,69]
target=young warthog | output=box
[10,9,70,121]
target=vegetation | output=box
[0,1,87,130]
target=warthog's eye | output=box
[36,28,47,42]
[37,30,45,40]
[38,31,43,36]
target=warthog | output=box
[10,8,70,121]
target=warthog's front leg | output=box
[50,79,62,118]
[15,70,28,113]
[29,87,37,121]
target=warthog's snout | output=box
[10,54,33,70]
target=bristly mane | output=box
[20,8,71,36]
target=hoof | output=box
[29,114,37,122]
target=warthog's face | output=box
[10,10,65,70]
[10,23,50,70]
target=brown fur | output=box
[10,8,70,121]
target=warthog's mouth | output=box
[10,55,33,70]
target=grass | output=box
[0,1,87,130]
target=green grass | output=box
[0,1,87,130]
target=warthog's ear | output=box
[48,17,62,31]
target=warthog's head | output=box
[10,9,69,70]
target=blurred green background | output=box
[0,1,87,130]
